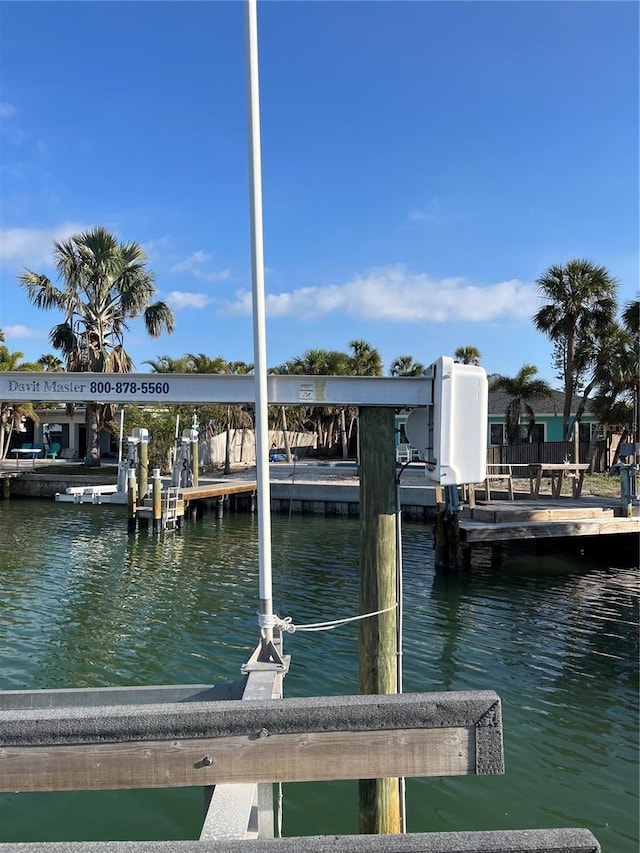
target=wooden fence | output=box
[487,441,607,472]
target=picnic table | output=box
[10,447,42,469]
[530,462,589,499]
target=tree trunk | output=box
[224,409,232,475]
[585,426,601,472]
[339,408,348,460]
[566,380,595,442]
[281,406,292,463]
[563,332,576,438]
[85,403,102,467]
[0,411,6,460]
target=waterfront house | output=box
[12,406,117,460]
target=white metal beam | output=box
[0,372,433,407]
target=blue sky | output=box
[1,0,638,385]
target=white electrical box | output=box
[405,356,487,486]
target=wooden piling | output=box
[138,440,149,500]
[434,486,464,572]
[357,406,400,835]
[127,472,137,534]
[152,470,162,534]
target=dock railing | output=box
[0,666,601,852]
[0,829,602,852]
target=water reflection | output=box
[0,503,636,851]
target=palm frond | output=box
[144,301,175,337]
[49,322,78,356]
[18,271,67,310]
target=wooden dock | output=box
[133,480,258,531]
[180,480,257,504]
[460,496,639,545]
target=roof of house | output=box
[487,389,595,417]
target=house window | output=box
[578,422,598,442]
[490,423,505,446]
[528,423,545,443]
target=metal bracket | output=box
[242,634,290,675]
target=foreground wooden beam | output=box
[0,828,601,852]
[0,690,503,793]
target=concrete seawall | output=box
[2,461,440,519]
[3,472,117,500]
[269,479,437,519]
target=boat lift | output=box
[1,357,488,618]
[0,0,600,843]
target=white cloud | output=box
[170,250,209,272]
[143,235,172,254]
[221,265,538,323]
[3,324,47,340]
[408,197,450,225]
[409,210,438,223]
[170,250,231,283]
[165,291,211,310]
[0,102,16,118]
[0,222,89,268]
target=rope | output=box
[258,603,397,634]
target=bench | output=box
[467,464,523,506]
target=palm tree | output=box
[286,348,351,376]
[390,355,425,377]
[219,359,254,474]
[285,348,352,454]
[533,259,618,439]
[621,298,639,337]
[0,341,40,459]
[187,353,229,375]
[489,365,555,444]
[19,226,175,466]
[590,299,640,447]
[144,354,193,374]
[349,339,383,376]
[37,353,64,372]
[454,346,481,365]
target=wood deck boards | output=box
[179,481,257,502]
[460,498,639,544]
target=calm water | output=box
[0,499,637,849]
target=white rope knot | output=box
[256,612,296,633]
[257,612,279,630]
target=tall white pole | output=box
[245,0,276,658]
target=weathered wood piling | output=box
[358,406,400,834]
